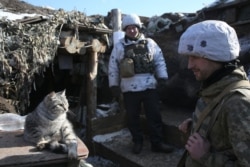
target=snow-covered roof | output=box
[204,0,237,9]
[0,9,42,20]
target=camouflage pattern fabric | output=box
[124,40,155,74]
[185,67,250,167]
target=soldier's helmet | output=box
[178,20,240,62]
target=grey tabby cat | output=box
[24,90,78,159]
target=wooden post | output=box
[86,52,98,119]
[111,9,122,31]
[111,9,125,112]
[85,39,102,145]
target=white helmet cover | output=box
[178,20,240,62]
[122,14,142,30]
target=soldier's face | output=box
[187,55,222,81]
[125,25,139,38]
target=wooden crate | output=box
[90,111,127,136]
[0,130,89,167]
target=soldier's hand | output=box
[178,118,192,134]
[185,132,210,160]
[156,78,167,91]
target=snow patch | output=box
[0,9,41,20]
[93,128,130,143]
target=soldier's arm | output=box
[198,93,250,167]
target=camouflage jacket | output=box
[185,67,250,167]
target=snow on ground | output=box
[0,9,43,20]
[84,156,119,167]
[88,129,131,167]
[93,128,130,143]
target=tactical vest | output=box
[124,40,155,74]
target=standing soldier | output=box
[109,13,173,154]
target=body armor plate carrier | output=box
[124,40,155,74]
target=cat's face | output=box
[43,90,69,118]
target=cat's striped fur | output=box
[24,90,78,159]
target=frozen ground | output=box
[83,156,119,167]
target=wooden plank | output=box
[61,24,113,34]
[17,16,47,24]
[0,130,89,167]
[94,141,141,167]
[93,128,183,167]
[91,112,127,136]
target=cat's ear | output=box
[59,89,66,96]
[48,91,56,97]
[44,92,55,102]
[49,91,56,96]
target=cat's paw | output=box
[60,144,68,153]
[36,143,46,150]
[68,150,78,159]
[67,143,78,159]
[50,143,68,153]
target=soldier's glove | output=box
[110,86,121,99]
[156,78,168,92]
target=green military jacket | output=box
[185,67,250,167]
